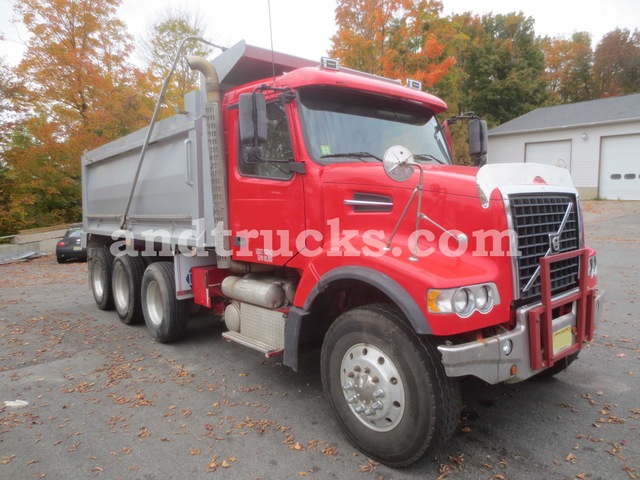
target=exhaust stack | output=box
[187,56,231,268]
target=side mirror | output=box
[468,118,488,157]
[239,93,267,146]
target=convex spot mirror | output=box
[383,145,416,182]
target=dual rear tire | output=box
[89,247,187,343]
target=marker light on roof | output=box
[320,57,340,71]
[406,78,422,90]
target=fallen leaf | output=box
[322,445,338,456]
[435,464,451,480]
[358,459,379,474]
[566,452,576,462]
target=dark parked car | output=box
[56,225,87,263]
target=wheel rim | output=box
[113,264,129,313]
[340,343,406,432]
[146,279,163,326]
[92,259,104,299]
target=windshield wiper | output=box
[413,153,446,164]
[321,152,382,162]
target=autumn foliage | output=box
[331,0,454,87]
[1,0,639,234]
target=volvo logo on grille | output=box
[549,234,561,253]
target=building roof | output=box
[489,93,640,136]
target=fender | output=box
[304,265,431,334]
[284,264,431,372]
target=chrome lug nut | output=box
[373,388,384,398]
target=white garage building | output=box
[487,93,640,200]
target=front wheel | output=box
[141,262,188,343]
[321,304,461,467]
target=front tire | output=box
[321,304,461,467]
[89,247,114,310]
[112,255,146,325]
[141,262,188,343]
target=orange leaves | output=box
[331,0,454,86]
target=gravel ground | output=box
[0,200,638,480]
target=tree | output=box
[0,0,152,234]
[330,0,454,86]
[542,32,594,103]
[462,12,551,126]
[137,6,214,115]
[592,28,640,97]
[0,53,26,153]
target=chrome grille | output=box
[509,194,580,302]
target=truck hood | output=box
[320,162,479,195]
[321,162,576,207]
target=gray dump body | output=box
[82,40,315,251]
[82,91,216,251]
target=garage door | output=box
[525,140,572,170]
[599,134,640,200]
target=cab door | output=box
[228,99,305,266]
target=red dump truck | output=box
[82,40,603,466]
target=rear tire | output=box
[89,247,114,310]
[320,304,461,467]
[141,262,188,343]
[112,255,146,325]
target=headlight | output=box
[475,285,494,313]
[453,288,473,316]
[427,283,500,317]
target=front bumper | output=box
[438,287,604,384]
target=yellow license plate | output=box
[552,325,573,354]
[73,246,82,251]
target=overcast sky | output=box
[2,0,640,66]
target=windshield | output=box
[297,86,452,165]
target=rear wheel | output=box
[320,304,461,467]
[89,247,114,310]
[141,262,188,343]
[112,255,146,325]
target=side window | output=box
[239,101,293,180]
